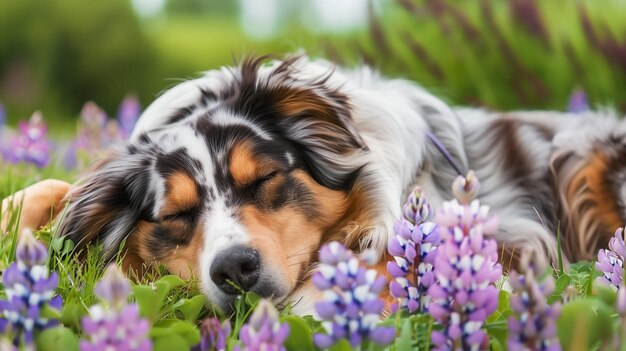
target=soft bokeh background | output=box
[1,0,625,135]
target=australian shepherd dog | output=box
[3,55,625,314]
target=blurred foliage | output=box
[1,0,625,128]
[165,0,237,15]
[327,0,626,111]
[0,0,310,126]
[0,0,155,122]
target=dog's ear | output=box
[56,149,151,259]
[272,85,368,190]
[231,56,368,191]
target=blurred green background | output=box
[1,0,625,134]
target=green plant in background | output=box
[326,0,626,111]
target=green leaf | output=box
[555,274,571,293]
[548,274,571,304]
[489,335,505,351]
[593,285,617,307]
[281,315,314,351]
[302,315,323,333]
[245,291,261,309]
[133,275,185,322]
[170,320,201,347]
[133,285,161,322]
[35,326,79,351]
[158,275,185,288]
[173,295,207,322]
[40,304,62,320]
[60,301,86,328]
[395,318,414,350]
[153,334,190,351]
[151,320,200,347]
[328,339,352,351]
[557,298,614,351]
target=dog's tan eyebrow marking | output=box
[229,142,277,187]
[161,172,199,216]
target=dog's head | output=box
[58,56,374,311]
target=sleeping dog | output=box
[3,55,624,314]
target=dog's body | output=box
[3,56,625,314]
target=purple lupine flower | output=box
[93,263,131,309]
[234,299,288,351]
[68,101,122,169]
[313,241,395,349]
[427,171,502,351]
[596,227,625,290]
[117,94,141,139]
[388,218,440,313]
[567,89,590,113]
[76,101,111,152]
[389,186,440,313]
[80,264,151,351]
[0,229,62,348]
[403,186,432,225]
[3,112,52,168]
[507,265,562,351]
[196,318,230,351]
[0,102,5,130]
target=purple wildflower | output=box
[595,227,625,290]
[3,112,51,168]
[196,318,231,351]
[507,264,562,351]
[313,242,395,349]
[80,264,151,351]
[402,186,432,225]
[234,299,288,351]
[0,102,5,130]
[0,229,62,348]
[567,89,590,113]
[427,171,502,351]
[93,263,131,309]
[68,101,122,169]
[117,94,141,138]
[76,102,114,152]
[388,187,440,314]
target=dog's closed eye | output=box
[163,207,198,223]
[247,170,279,192]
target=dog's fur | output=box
[3,56,625,314]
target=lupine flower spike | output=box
[0,102,5,130]
[0,229,62,348]
[567,89,590,113]
[117,94,141,138]
[388,186,440,313]
[80,264,151,351]
[196,318,231,351]
[403,186,432,225]
[428,171,502,351]
[507,255,561,351]
[313,241,395,349]
[596,227,625,290]
[235,299,289,351]
[4,112,52,168]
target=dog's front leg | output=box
[1,179,72,235]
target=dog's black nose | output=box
[210,246,261,294]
